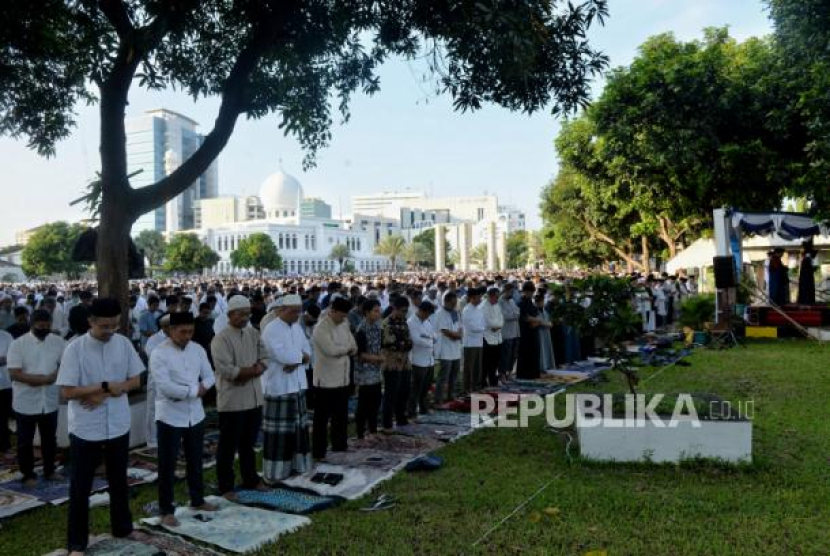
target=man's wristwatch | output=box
[101,381,110,393]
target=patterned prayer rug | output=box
[349,434,444,456]
[141,496,310,553]
[416,411,480,429]
[321,449,405,472]
[392,423,468,442]
[130,528,225,556]
[283,463,397,500]
[1,475,107,504]
[0,487,44,518]
[235,486,340,514]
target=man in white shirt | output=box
[433,291,462,404]
[56,298,144,556]
[407,301,436,417]
[461,288,486,395]
[482,288,505,387]
[150,311,217,527]
[0,328,12,452]
[144,314,171,449]
[261,294,313,483]
[7,309,65,486]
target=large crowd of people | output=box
[0,269,698,555]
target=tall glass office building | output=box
[127,109,219,235]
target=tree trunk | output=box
[97,193,134,331]
[658,217,678,259]
[641,236,651,274]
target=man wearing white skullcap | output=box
[260,294,313,482]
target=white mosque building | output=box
[191,171,391,275]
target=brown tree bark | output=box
[641,236,651,273]
[580,218,645,272]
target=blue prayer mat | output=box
[235,486,341,514]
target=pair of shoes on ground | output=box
[360,493,396,512]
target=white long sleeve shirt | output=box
[433,308,462,361]
[407,315,435,367]
[262,317,311,397]
[482,301,505,346]
[461,303,486,348]
[150,339,215,428]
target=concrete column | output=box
[497,230,507,271]
[459,223,471,271]
[435,224,446,272]
[486,221,497,271]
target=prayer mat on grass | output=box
[350,434,444,456]
[141,495,310,553]
[0,488,44,519]
[416,411,481,429]
[1,475,107,504]
[43,536,159,556]
[283,463,396,500]
[392,423,468,442]
[130,528,225,556]
[127,466,157,487]
[321,449,406,471]
[235,486,341,514]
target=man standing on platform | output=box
[150,311,217,526]
[57,298,144,555]
[261,294,313,482]
[7,309,65,487]
[211,295,270,500]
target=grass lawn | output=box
[4,339,829,555]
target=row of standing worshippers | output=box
[632,274,699,333]
[0,277,619,554]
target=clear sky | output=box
[0,0,773,245]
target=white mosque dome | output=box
[259,171,303,216]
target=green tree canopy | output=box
[412,227,450,265]
[768,0,830,215]
[231,233,282,274]
[164,234,220,275]
[21,222,87,278]
[505,230,529,269]
[469,243,488,268]
[0,0,610,310]
[403,241,431,269]
[329,243,351,273]
[374,234,406,270]
[134,229,167,269]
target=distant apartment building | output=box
[126,109,219,235]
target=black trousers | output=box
[483,341,502,387]
[305,366,316,410]
[68,432,132,552]
[355,383,382,438]
[382,370,411,429]
[217,407,262,494]
[157,420,205,516]
[312,386,349,459]
[17,410,58,480]
[408,365,434,416]
[0,389,12,451]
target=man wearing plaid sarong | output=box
[261,294,313,482]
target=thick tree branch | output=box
[580,217,643,270]
[98,0,134,38]
[131,41,265,216]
